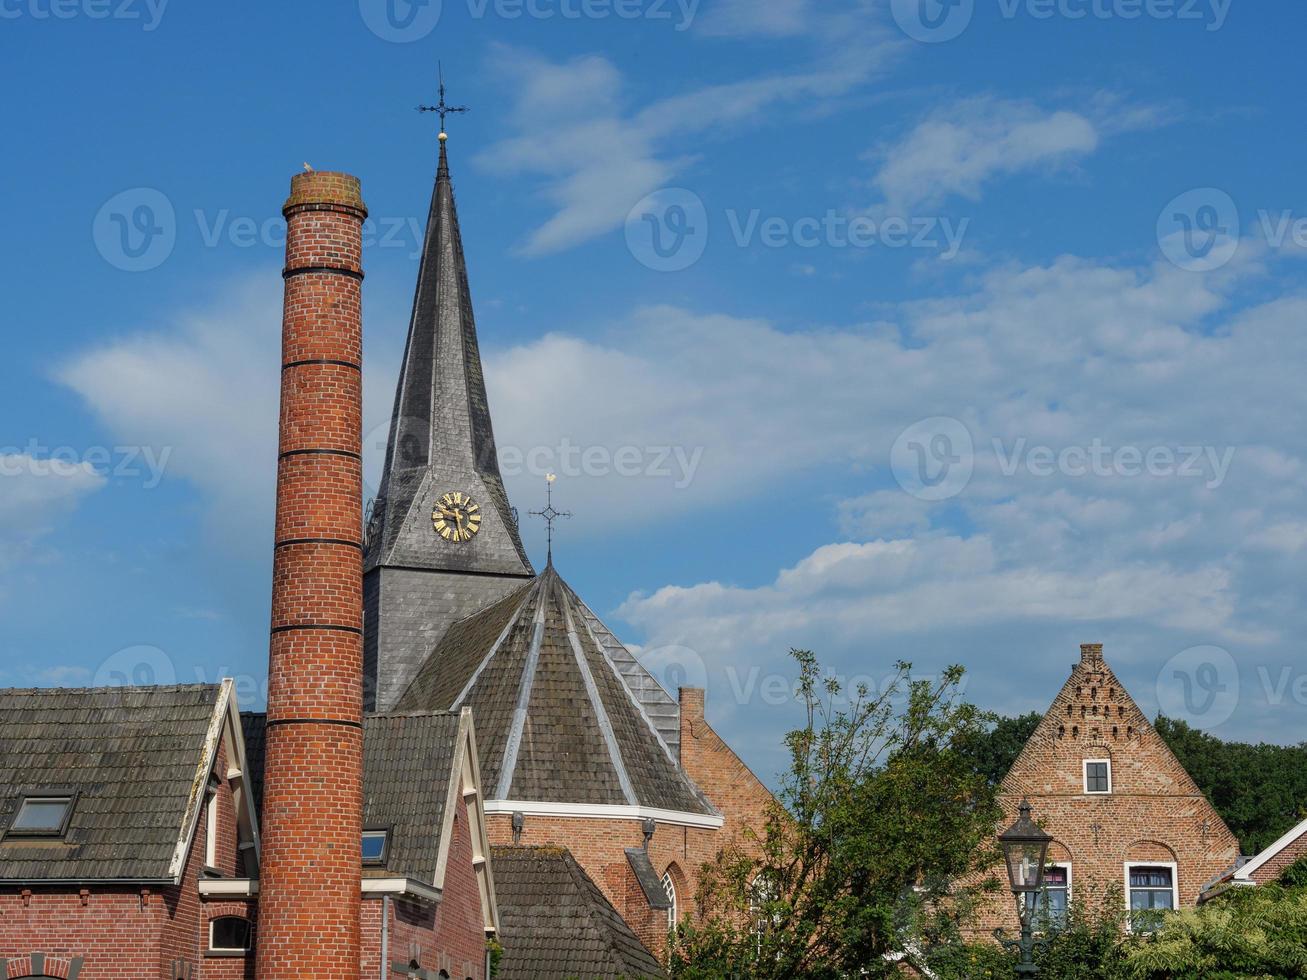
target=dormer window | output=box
[362,828,390,866]
[6,795,75,838]
[1084,759,1112,795]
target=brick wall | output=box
[1,729,252,979]
[1246,826,1307,884]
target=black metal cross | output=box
[529,474,571,567]
[416,63,469,135]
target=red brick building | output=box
[0,682,500,980]
[362,134,775,973]
[979,643,1240,935]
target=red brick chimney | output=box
[257,170,367,980]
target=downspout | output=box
[380,894,391,979]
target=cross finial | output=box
[528,473,571,567]
[416,62,469,141]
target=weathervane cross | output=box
[529,474,572,567]
[416,63,469,136]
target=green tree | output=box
[666,650,1003,979]
[957,711,1042,786]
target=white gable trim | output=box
[484,799,724,830]
[1234,815,1307,882]
[432,709,500,935]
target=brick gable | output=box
[974,644,1239,935]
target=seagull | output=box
[302,162,314,172]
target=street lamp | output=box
[994,799,1054,975]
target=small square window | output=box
[362,828,389,865]
[1084,760,1112,794]
[209,916,252,953]
[7,796,74,837]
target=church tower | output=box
[364,132,535,711]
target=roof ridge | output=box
[0,682,220,696]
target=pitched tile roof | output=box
[491,845,665,980]
[395,566,716,817]
[242,709,461,885]
[0,684,223,882]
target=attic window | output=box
[1084,759,1112,795]
[7,795,75,838]
[362,828,390,866]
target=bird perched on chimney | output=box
[303,162,314,172]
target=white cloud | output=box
[696,0,812,37]
[0,455,106,575]
[870,96,1126,214]
[476,36,898,254]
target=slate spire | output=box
[365,138,533,577]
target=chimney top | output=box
[1080,643,1105,666]
[282,171,368,218]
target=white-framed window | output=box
[208,915,252,953]
[662,870,678,931]
[362,828,390,866]
[1083,759,1112,795]
[1029,863,1071,929]
[1125,862,1178,932]
[749,872,779,953]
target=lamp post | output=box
[994,799,1054,975]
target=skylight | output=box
[362,828,389,865]
[8,796,74,837]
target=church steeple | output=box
[365,137,533,578]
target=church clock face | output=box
[433,491,482,542]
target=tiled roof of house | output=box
[395,566,715,816]
[491,845,665,980]
[242,709,461,884]
[0,684,223,882]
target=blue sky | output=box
[3,0,1306,782]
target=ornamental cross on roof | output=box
[529,474,571,567]
[416,63,469,137]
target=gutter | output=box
[380,894,391,980]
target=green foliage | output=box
[1279,856,1307,890]
[929,884,1132,980]
[957,711,1042,786]
[1123,884,1307,979]
[486,937,503,977]
[666,650,1003,979]
[1152,716,1307,854]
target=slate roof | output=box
[395,566,716,816]
[365,138,533,578]
[491,845,666,980]
[0,684,223,882]
[242,709,461,884]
